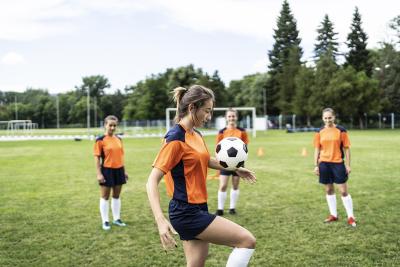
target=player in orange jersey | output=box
[314,108,356,227]
[94,115,129,230]
[147,85,257,267]
[215,108,249,216]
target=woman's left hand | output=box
[125,172,129,181]
[345,165,351,175]
[236,167,256,184]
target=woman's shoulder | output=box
[165,124,186,142]
[335,125,347,132]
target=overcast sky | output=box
[0,0,398,94]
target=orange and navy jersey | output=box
[313,125,350,163]
[94,135,124,168]
[216,127,249,144]
[153,123,210,204]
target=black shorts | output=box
[99,167,126,187]
[169,199,216,241]
[220,170,239,176]
[319,162,348,184]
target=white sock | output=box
[326,194,337,217]
[226,248,255,267]
[341,194,354,218]
[218,191,227,210]
[99,198,109,223]
[111,197,121,221]
[230,189,240,209]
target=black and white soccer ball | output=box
[216,137,248,170]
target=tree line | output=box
[0,1,399,128]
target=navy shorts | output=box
[169,199,216,241]
[99,167,126,187]
[220,170,239,176]
[319,162,348,184]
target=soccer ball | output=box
[216,137,248,170]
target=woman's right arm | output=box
[94,156,105,183]
[313,148,320,176]
[146,168,177,250]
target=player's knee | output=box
[238,231,256,249]
[219,185,228,191]
[341,192,348,197]
[326,188,334,195]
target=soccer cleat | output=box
[102,221,111,230]
[229,209,237,215]
[324,215,338,223]
[113,219,127,227]
[347,217,356,227]
[215,209,224,216]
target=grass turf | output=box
[0,130,399,266]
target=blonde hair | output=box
[322,108,335,116]
[104,115,118,125]
[225,108,237,116]
[172,85,215,123]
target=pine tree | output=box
[345,7,373,76]
[314,14,339,62]
[267,0,303,114]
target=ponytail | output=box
[171,85,215,123]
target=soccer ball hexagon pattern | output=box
[216,137,248,170]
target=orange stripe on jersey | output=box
[216,127,249,144]
[314,125,350,163]
[153,123,210,204]
[94,135,124,168]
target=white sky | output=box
[0,0,398,94]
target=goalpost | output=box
[166,107,257,137]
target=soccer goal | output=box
[165,107,257,137]
[6,120,38,135]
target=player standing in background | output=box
[94,115,129,230]
[314,108,356,227]
[215,108,249,216]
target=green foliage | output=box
[372,43,400,113]
[311,50,339,113]
[293,66,315,124]
[123,65,227,120]
[345,7,373,77]
[327,66,379,127]
[314,14,339,61]
[227,73,268,114]
[267,0,303,114]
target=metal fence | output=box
[267,113,399,130]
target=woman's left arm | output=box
[344,148,351,174]
[208,157,256,183]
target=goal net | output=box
[165,107,257,137]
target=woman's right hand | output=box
[97,174,105,183]
[157,217,178,251]
[313,166,319,176]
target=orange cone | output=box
[301,147,308,157]
[257,147,265,157]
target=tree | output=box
[326,66,379,128]
[293,65,315,126]
[267,0,303,114]
[314,14,339,62]
[372,44,400,113]
[388,15,400,47]
[311,49,339,114]
[345,7,373,77]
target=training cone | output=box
[257,147,265,157]
[301,147,308,157]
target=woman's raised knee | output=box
[238,232,256,249]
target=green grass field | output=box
[0,130,399,266]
